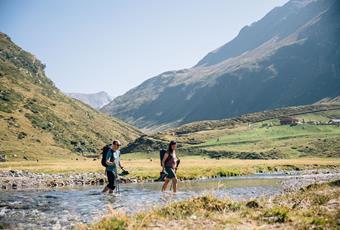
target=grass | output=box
[0,32,142,161]
[168,111,340,159]
[196,123,340,155]
[1,155,340,179]
[89,179,340,229]
[127,109,340,159]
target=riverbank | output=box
[0,170,105,190]
[1,157,340,190]
[1,170,339,229]
[90,178,340,230]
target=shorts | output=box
[165,167,176,179]
[106,170,116,190]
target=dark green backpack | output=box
[101,144,112,167]
[160,149,167,166]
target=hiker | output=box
[102,140,125,193]
[161,140,178,193]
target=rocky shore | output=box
[280,169,340,191]
[0,170,137,190]
[1,169,339,191]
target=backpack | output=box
[101,144,112,167]
[160,149,167,166]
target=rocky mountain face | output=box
[66,91,112,110]
[101,0,340,132]
[0,33,142,160]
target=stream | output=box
[0,172,337,229]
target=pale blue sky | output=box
[0,0,288,97]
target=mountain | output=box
[0,32,142,160]
[122,99,340,158]
[66,91,112,110]
[101,0,340,132]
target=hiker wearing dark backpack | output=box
[161,140,178,193]
[102,140,125,193]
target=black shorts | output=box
[165,167,176,179]
[106,170,116,190]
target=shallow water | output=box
[0,174,290,229]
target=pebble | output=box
[1,169,339,191]
[0,170,105,190]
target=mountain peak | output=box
[102,0,340,132]
[66,91,112,110]
[195,0,334,67]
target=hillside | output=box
[122,100,340,159]
[0,32,142,161]
[66,91,112,110]
[102,0,340,132]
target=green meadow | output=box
[180,109,340,158]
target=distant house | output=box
[329,119,340,126]
[280,117,299,125]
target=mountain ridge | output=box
[121,98,340,158]
[101,0,340,132]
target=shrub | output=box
[93,217,126,230]
[312,194,330,205]
[0,88,23,113]
[263,207,289,223]
[157,196,232,218]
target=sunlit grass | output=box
[90,179,340,229]
[192,122,340,156]
[1,155,339,179]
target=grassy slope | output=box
[90,180,340,230]
[147,108,340,159]
[0,32,142,161]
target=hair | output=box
[112,140,121,146]
[167,140,177,154]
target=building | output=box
[279,117,299,125]
[329,119,340,126]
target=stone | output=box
[74,146,83,153]
[0,154,6,162]
[246,200,260,208]
[17,132,27,139]
[70,141,78,146]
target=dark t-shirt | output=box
[165,151,177,168]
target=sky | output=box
[0,0,288,98]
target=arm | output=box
[119,161,124,170]
[175,159,180,171]
[106,151,115,166]
[161,153,169,170]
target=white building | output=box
[329,119,340,125]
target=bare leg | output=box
[102,186,109,193]
[172,178,177,193]
[161,178,170,192]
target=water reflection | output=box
[0,174,284,229]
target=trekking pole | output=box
[116,175,120,193]
[170,159,180,191]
